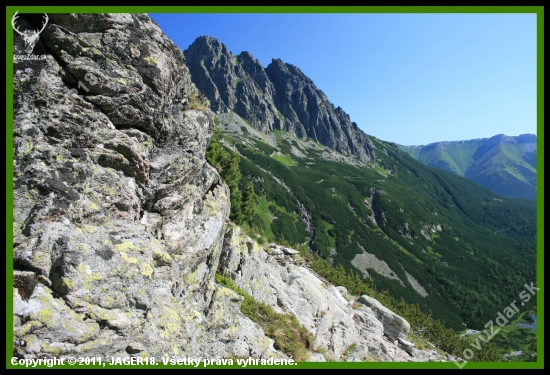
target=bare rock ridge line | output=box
[13,13,453,362]
[184,36,377,163]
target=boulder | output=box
[357,295,411,339]
[397,337,415,347]
[336,286,348,296]
[282,247,300,255]
[270,247,284,255]
[218,228,423,362]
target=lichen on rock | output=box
[11,13,249,360]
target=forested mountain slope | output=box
[208,108,536,332]
[399,134,537,200]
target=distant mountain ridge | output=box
[184,36,376,163]
[398,134,537,200]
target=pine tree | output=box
[230,190,244,223]
[206,129,229,171]
[241,182,257,223]
[205,131,257,225]
[224,153,241,191]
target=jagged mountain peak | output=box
[192,35,226,48]
[238,50,256,61]
[184,36,376,163]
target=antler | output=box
[38,13,49,34]
[11,11,25,37]
[11,11,49,37]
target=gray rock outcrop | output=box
[11,13,280,360]
[219,225,446,362]
[357,295,411,339]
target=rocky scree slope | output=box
[219,225,451,362]
[12,13,449,363]
[184,36,376,163]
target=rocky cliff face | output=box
[12,13,284,360]
[184,36,376,163]
[12,13,454,363]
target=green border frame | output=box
[5,6,544,369]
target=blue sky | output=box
[150,12,537,146]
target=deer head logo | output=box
[12,11,49,54]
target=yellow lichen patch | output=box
[69,309,85,323]
[75,225,98,234]
[140,262,153,278]
[158,306,184,336]
[23,335,36,347]
[17,138,34,157]
[78,263,103,289]
[57,316,96,343]
[78,263,90,275]
[203,196,224,217]
[78,243,90,255]
[181,309,201,323]
[100,294,117,309]
[143,56,159,65]
[78,324,100,343]
[152,247,172,265]
[16,320,43,336]
[37,309,53,326]
[60,277,74,289]
[214,305,225,323]
[87,304,117,322]
[109,266,122,277]
[113,241,138,252]
[259,337,271,352]
[184,265,203,285]
[120,252,139,264]
[31,251,49,267]
[77,340,94,353]
[41,341,64,356]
